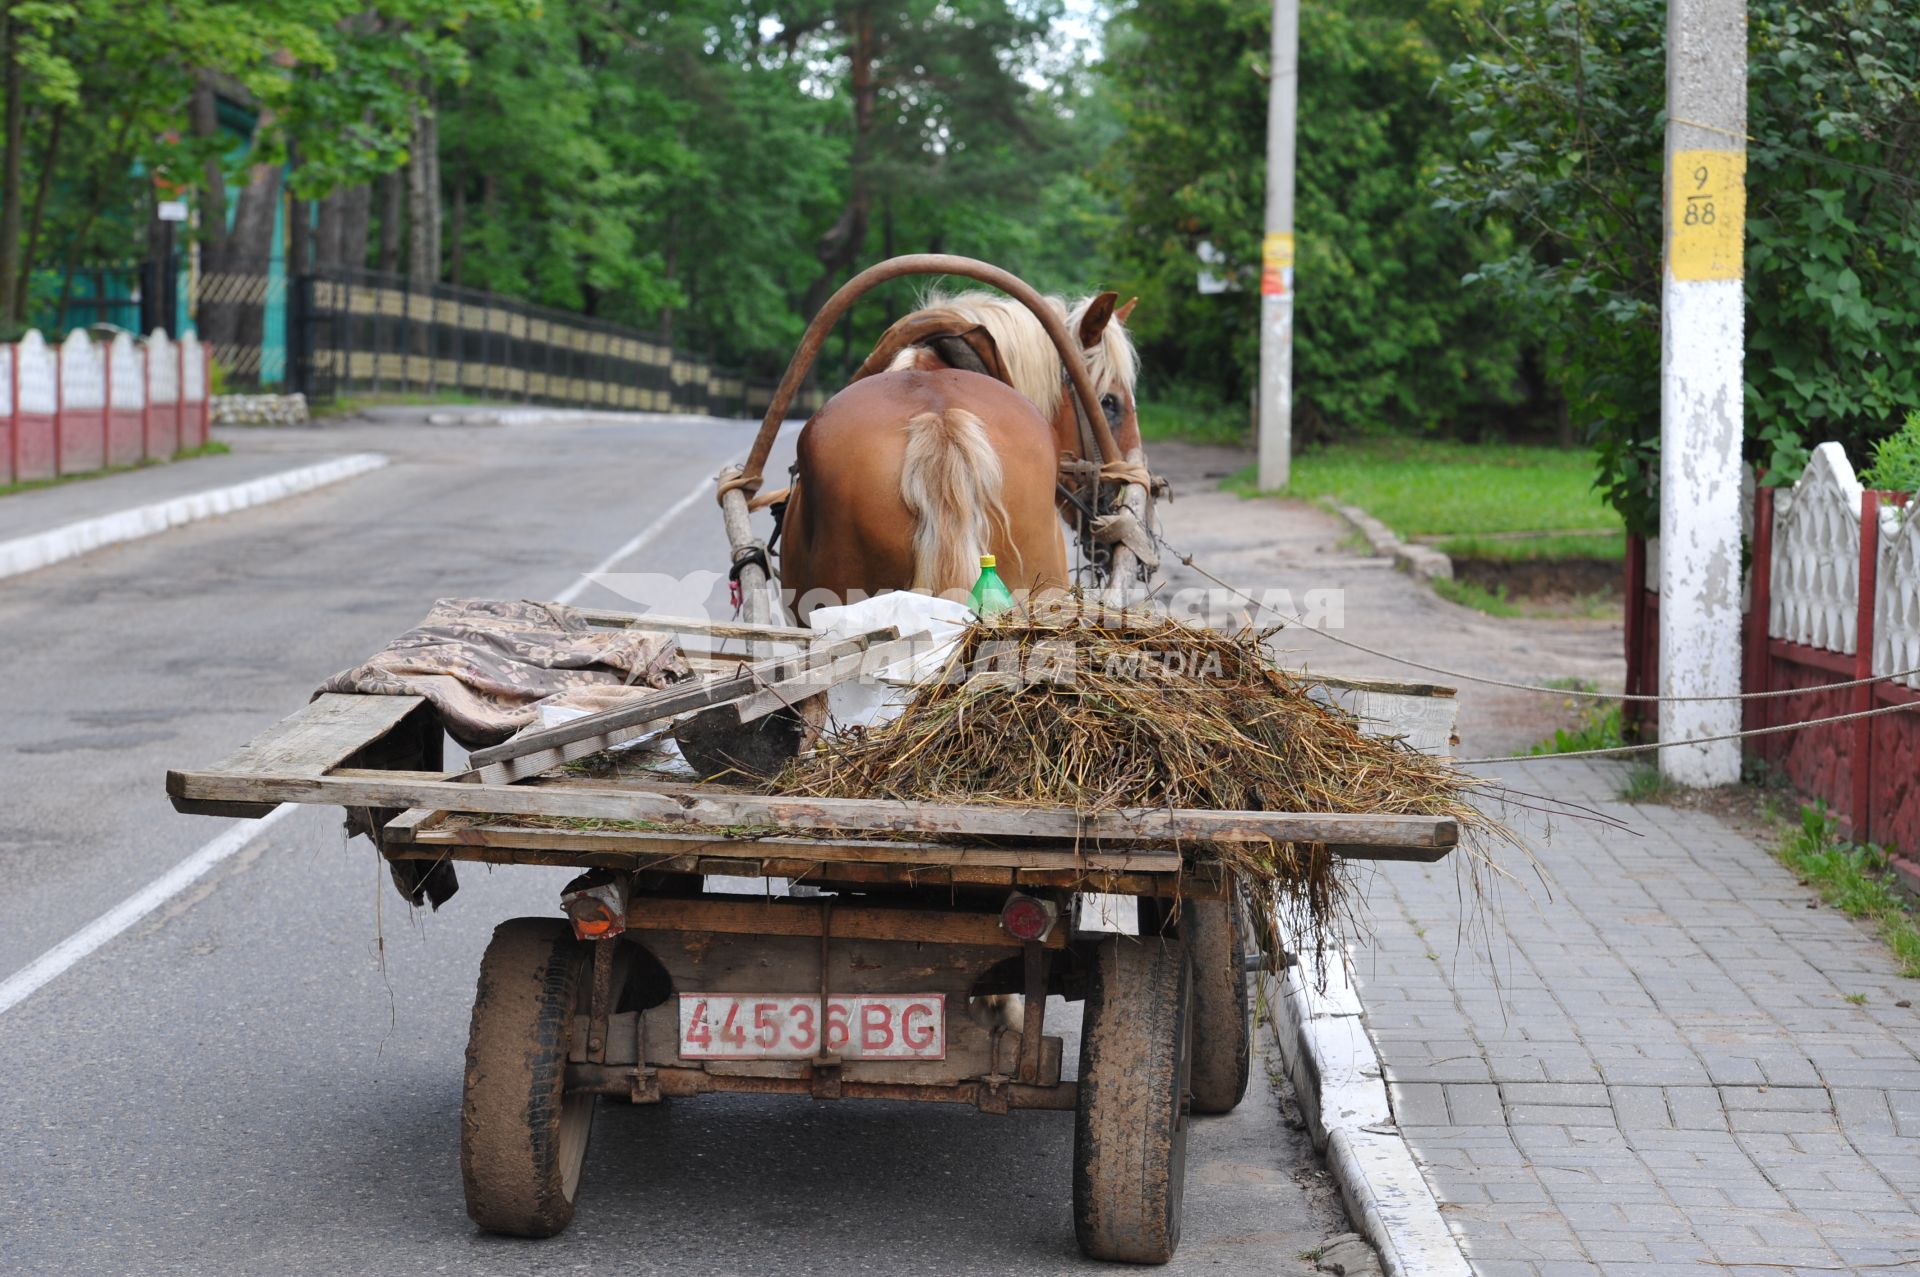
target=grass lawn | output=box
[1137,391,1246,449]
[1224,437,1624,560]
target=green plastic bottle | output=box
[968,554,1013,617]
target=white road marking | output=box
[555,468,715,606]
[0,453,737,1017]
[0,805,300,1016]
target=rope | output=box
[715,468,762,504]
[1098,460,1155,490]
[1457,697,1920,765]
[1163,544,1920,705]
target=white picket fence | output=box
[1769,440,1920,692]
[0,328,211,485]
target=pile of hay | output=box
[771,597,1512,945]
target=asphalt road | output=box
[0,412,1346,1275]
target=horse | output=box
[775,289,1142,624]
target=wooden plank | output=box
[383,807,446,837]
[171,693,427,818]
[378,842,1204,896]
[167,767,1458,852]
[724,634,933,724]
[625,895,1065,949]
[1314,672,1457,699]
[396,822,1183,872]
[573,608,815,643]
[209,693,425,775]
[463,630,895,783]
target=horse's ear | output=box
[1077,291,1119,348]
[1115,296,1138,326]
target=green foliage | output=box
[1861,410,1920,496]
[1135,384,1248,447]
[1100,0,1536,439]
[1527,700,1624,755]
[1618,763,1675,802]
[1432,576,1522,615]
[1435,532,1624,561]
[1774,802,1920,978]
[1436,0,1920,534]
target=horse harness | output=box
[753,325,1166,592]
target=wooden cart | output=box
[166,608,1456,1264]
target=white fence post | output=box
[1876,503,1920,693]
[1769,441,1864,655]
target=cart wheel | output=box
[1073,935,1191,1264]
[463,918,595,1238]
[1187,893,1252,1114]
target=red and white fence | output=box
[1626,441,1920,853]
[0,329,210,486]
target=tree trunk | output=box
[340,183,371,270]
[405,96,439,388]
[315,191,342,269]
[287,149,310,277]
[15,103,64,319]
[0,14,28,330]
[800,6,876,320]
[189,80,231,270]
[377,171,403,274]
[406,97,440,287]
[447,172,465,287]
[202,160,282,369]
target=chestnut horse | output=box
[778,290,1141,623]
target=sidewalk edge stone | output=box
[1330,500,1453,582]
[1263,938,1471,1277]
[0,452,389,581]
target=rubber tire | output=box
[1073,935,1191,1264]
[1187,893,1252,1115]
[462,918,595,1238]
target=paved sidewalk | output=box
[1364,757,1920,1275]
[0,428,364,544]
[1144,442,1920,1273]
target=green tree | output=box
[1436,0,1920,534]
[1100,0,1535,442]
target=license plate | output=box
[678,993,946,1061]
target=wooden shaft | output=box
[719,472,774,644]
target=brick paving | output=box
[1362,756,1920,1275]
[1144,440,1920,1273]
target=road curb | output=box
[1262,942,1471,1277]
[0,452,389,581]
[1330,501,1453,582]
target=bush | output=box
[1861,411,1920,497]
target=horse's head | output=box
[1061,291,1142,465]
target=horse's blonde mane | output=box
[914,288,1138,420]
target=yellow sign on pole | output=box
[1261,232,1295,297]
[1668,149,1745,282]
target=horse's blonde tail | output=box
[899,408,1010,596]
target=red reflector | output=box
[1000,894,1054,942]
[566,899,622,941]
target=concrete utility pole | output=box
[1257,0,1298,492]
[1659,0,1747,785]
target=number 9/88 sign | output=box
[678,993,947,1061]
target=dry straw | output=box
[773,595,1523,949]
